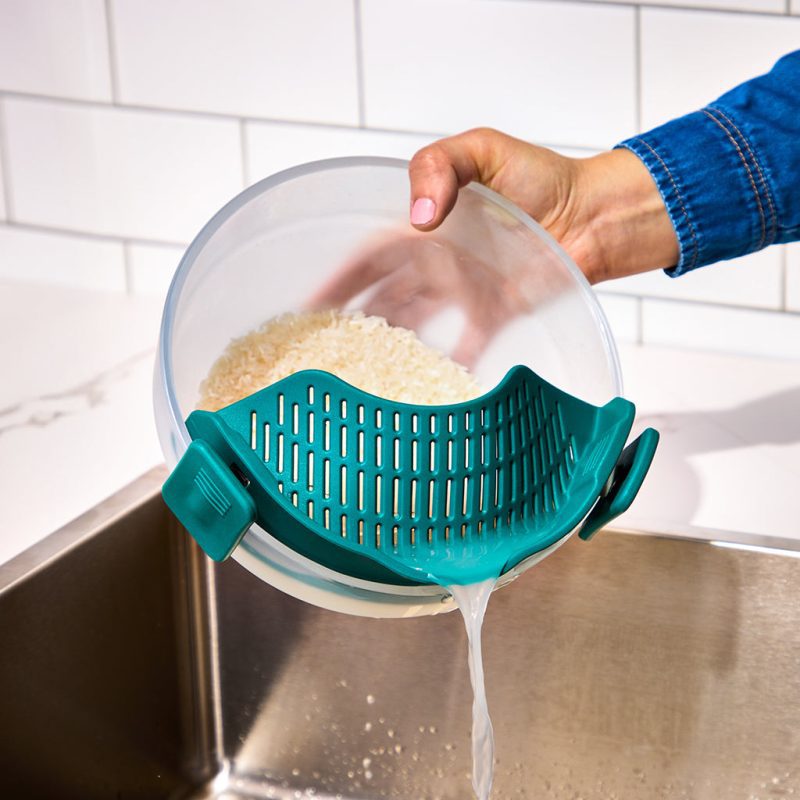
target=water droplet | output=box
[428,725,437,734]
[291,768,300,777]
[364,722,373,732]
[394,744,403,754]
[338,679,348,688]
[366,694,376,704]
[363,758,372,769]
[365,770,373,780]
[387,729,395,738]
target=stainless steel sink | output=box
[2,467,799,799]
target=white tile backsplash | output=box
[3,97,243,242]
[360,0,636,148]
[1,0,798,362]
[0,224,126,291]
[245,122,434,185]
[127,241,184,299]
[602,248,783,310]
[0,0,112,101]
[786,243,800,312]
[642,299,800,359]
[111,0,359,125]
[641,9,800,130]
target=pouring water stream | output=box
[448,579,497,800]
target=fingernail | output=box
[410,197,436,226]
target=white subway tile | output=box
[641,10,800,131]
[361,0,636,148]
[591,0,783,11]
[595,291,641,344]
[111,0,358,125]
[0,0,112,101]
[642,298,800,359]
[245,122,435,184]
[0,224,126,291]
[786,243,800,312]
[127,242,183,300]
[0,154,6,220]
[601,248,782,310]
[3,98,243,243]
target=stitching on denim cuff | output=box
[710,105,778,247]
[702,108,767,251]
[627,137,699,272]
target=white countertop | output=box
[1,278,798,567]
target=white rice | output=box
[198,310,481,411]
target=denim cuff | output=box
[616,106,778,277]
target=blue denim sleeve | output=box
[616,50,800,276]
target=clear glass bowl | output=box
[154,157,622,617]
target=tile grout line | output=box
[634,4,643,133]
[239,119,250,188]
[519,0,792,18]
[353,0,367,128]
[0,89,608,153]
[0,99,15,221]
[122,240,134,296]
[595,287,800,317]
[0,217,187,249]
[103,0,121,104]
[4,212,798,320]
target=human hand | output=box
[307,229,534,368]
[401,127,679,284]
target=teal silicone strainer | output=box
[163,365,658,586]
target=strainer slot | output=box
[277,433,284,474]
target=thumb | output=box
[408,129,497,231]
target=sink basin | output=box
[1,467,799,798]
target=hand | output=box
[402,127,679,284]
[307,229,535,368]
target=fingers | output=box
[408,128,501,232]
[305,235,413,310]
[452,320,498,370]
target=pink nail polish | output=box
[410,197,436,225]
